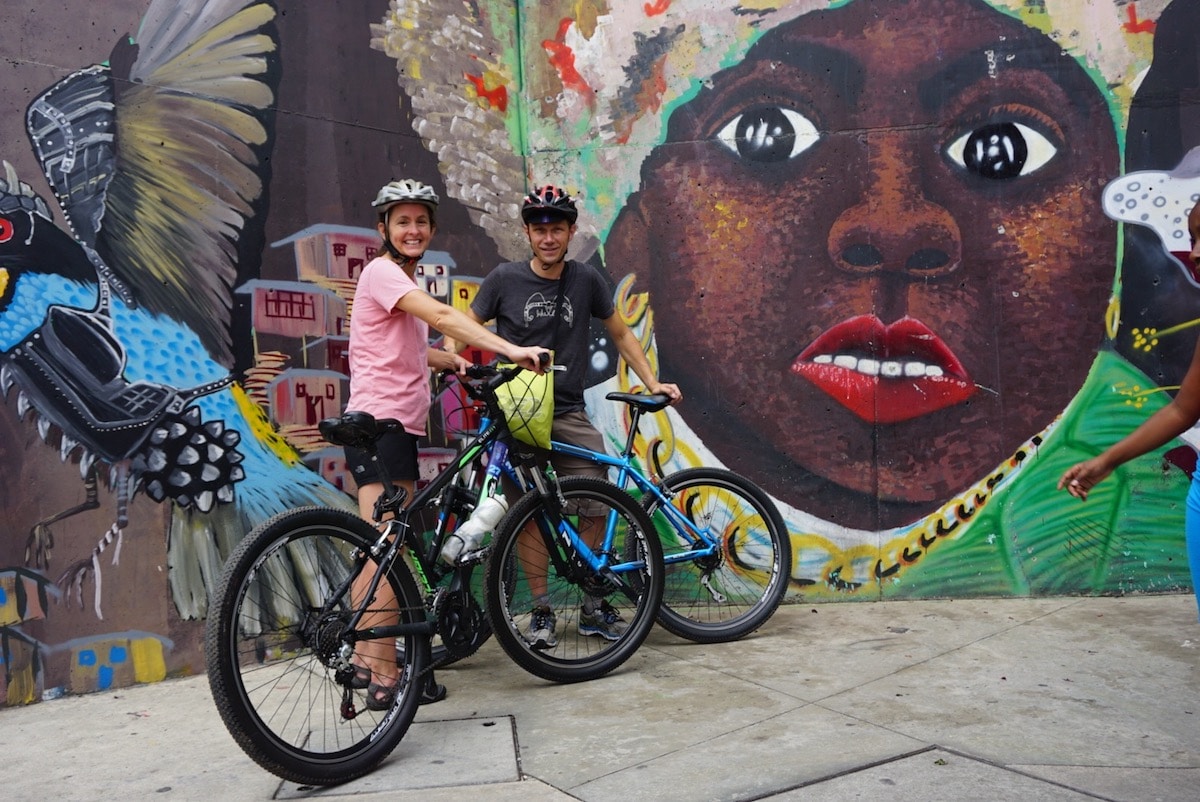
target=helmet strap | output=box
[381,236,425,268]
[382,236,402,260]
[534,250,568,273]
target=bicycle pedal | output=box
[456,546,491,566]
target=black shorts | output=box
[344,428,420,488]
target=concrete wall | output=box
[1,0,1197,704]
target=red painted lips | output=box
[791,315,976,424]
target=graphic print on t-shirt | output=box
[523,290,574,328]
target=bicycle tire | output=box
[205,506,429,786]
[484,476,663,683]
[640,468,791,643]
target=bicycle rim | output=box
[642,468,792,642]
[204,507,428,786]
[484,477,663,683]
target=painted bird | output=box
[0,0,348,619]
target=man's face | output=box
[607,0,1119,528]
[525,219,574,265]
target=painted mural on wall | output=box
[3,0,1200,705]
[374,0,1200,598]
[0,0,358,704]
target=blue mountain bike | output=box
[550,391,791,642]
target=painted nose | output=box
[828,201,962,276]
[827,132,962,278]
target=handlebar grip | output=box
[466,364,500,380]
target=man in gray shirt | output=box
[454,185,681,646]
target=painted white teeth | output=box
[811,353,945,378]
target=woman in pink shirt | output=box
[345,179,547,709]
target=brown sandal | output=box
[365,680,399,711]
[347,662,371,690]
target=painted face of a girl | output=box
[608,0,1118,528]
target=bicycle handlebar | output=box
[439,351,558,399]
[438,362,527,404]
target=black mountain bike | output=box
[204,364,662,786]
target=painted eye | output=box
[0,217,12,243]
[716,106,820,162]
[946,121,1057,179]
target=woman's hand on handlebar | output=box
[508,345,552,373]
[428,346,472,375]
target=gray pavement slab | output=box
[764,748,1107,801]
[1,595,1197,801]
[1010,765,1200,802]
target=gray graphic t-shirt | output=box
[471,260,614,413]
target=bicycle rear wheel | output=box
[484,477,663,683]
[641,468,791,642]
[205,506,430,786]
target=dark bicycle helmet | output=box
[521,185,578,225]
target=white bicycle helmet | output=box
[373,179,439,260]
[372,179,439,219]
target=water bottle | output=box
[441,440,510,565]
[440,493,508,565]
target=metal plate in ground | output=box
[276,715,519,798]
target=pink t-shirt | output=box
[345,256,430,435]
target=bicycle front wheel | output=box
[484,477,663,683]
[204,506,429,786]
[642,468,792,642]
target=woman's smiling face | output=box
[608,0,1119,528]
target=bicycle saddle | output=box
[604,392,672,413]
[318,411,402,449]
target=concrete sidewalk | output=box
[2,595,1198,801]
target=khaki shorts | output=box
[503,410,609,515]
[544,410,609,481]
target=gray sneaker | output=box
[578,601,628,641]
[526,607,557,649]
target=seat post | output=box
[618,403,644,460]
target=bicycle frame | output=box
[470,409,649,586]
[339,415,509,647]
[548,435,719,568]
[341,374,651,648]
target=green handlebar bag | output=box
[494,365,554,449]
